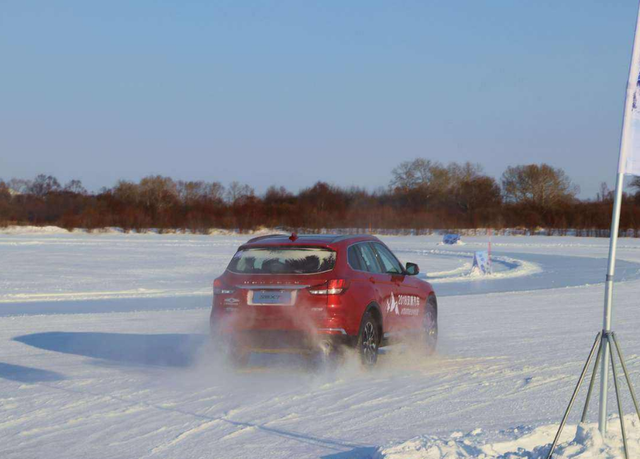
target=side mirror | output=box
[405,262,419,276]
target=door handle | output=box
[369,277,376,284]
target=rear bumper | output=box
[210,302,355,338]
[215,329,356,353]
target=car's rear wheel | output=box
[227,345,250,367]
[356,311,380,367]
[424,295,438,355]
[306,340,344,370]
[224,334,250,368]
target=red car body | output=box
[211,234,437,363]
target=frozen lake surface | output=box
[2,233,639,315]
[2,232,640,458]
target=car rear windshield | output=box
[227,247,337,274]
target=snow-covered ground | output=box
[2,232,640,458]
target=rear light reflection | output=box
[308,279,350,295]
[214,278,236,295]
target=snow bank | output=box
[0,225,130,235]
[375,417,640,458]
[0,225,286,236]
[0,225,72,235]
[421,251,542,284]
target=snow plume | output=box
[191,287,343,377]
[175,309,369,397]
[375,416,640,459]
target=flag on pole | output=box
[627,75,640,176]
[619,28,640,177]
[598,4,640,436]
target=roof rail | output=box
[331,234,374,243]
[244,233,376,244]
[245,234,285,244]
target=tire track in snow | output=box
[148,419,221,455]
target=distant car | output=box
[211,233,438,367]
[442,233,461,245]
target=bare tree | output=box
[28,174,61,197]
[597,182,612,202]
[389,158,454,209]
[390,159,448,192]
[0,180,10,200]
[138,176,178,211]
[8,178,32,194]
[64,179,87,195]
[264,186,293,204]
[456,176,502,214]
[112,180,140,205]
[501,164,579,207]
[447,162,484,185]
[0,180,10,225]
[226,181,254,204]
[391,159,433,191]
[178,181,206,205]
[299,182,345,213]
[207,182,226,203]
[177,181,225,205]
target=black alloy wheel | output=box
[424,295,438,355]
[357,312,380,367]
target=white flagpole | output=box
[598,1,640,435]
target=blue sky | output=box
[1,1,638,197]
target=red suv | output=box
[211,234,438,366]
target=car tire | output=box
[227,345,250,368]
[356,311,380,367]
[222,333,250,368]
[424,295,438,355]
[307,341,344,370]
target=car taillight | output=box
[214,278,235,295]
[308,279,350,295]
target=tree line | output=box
[3,160,640,235]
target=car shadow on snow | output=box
[13,332,207,368]
[0,362,65,383]
[320,447,378,458]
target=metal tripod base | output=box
[546,331,640,459]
